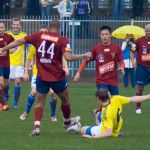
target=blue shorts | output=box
[0,67,10,79]
[36,77,68,94]
[136,64,150,86]
[86,126,94,136]
[96,84,119,95]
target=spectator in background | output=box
[112,0,124,19]
[4,0,10,16]
[132,0,144,18]
[58,0,74,36]
[40,0,53,19]
[121,34,136,88]
[75,0,92,39]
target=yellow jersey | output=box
[27,45,37,76]
[7,31,27,66]
[101,96,130,137]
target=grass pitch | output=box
[0,82,150,150]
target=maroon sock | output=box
[0,89,4,104]
[136,93,142,109]
[34,107,43,128]
[61,104,71,125]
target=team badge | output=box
[142,45,147,54]
[111,53,115,59]
[98,54,104,62]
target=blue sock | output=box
[97,112,102,123]
[25,94,36,113]
[50,98,57,117]
[4,85,9,103]
[13,86,20,107]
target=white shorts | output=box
[86,124,102,136]
[31,76,36,87]
[9,66,24,79]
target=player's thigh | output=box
[36,77,50,95]
[0,76,4,88]
[85,124,102,136]
[14,66,24,79]
[49,88,57,100]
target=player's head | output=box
[38,24,48,32]
[12,17,21,33]
[0,22,5,35]
[145,24,150,39]
[99,25,112,45]
[48,20,60,33]
[96,89,110,105]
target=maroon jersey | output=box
[135,36,150,67]
[90,42,123,86]
[0,33,14,67]
[25,32,71,82]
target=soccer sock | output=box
[25,93,36,113]
[4,85,9,103]
[34,107,43,129]
[61,104,71,125]
[50,98,57,117]
[13,86,20,106]
[0,89,4,104]
[136,93,142,109]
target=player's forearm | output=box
[78,59,89,74]
[24,59,32,74]
[2,38,25,51]
[130,94,150,103]
[130,51,135,64]
[64,52,86,61]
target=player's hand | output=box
[23,73,29,82]
[85,52,92,58]
[120,67,125,75]
[132,61,136,68]
[73,72,80,82]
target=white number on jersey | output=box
[38,40,55,59]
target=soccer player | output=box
[131,24,150,114]
[0,20,91,136]
[7,17,28,109]
[81,88,150,138]
[0,22,14,111]
[74,25,125,119]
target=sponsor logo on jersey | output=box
[0,38,3,41]
[98,54,104,62]
[40,58,52,63]
[111,53,115,59]
[141,53,150,61]
[142,45,147,54]
[99,61,114,74]
[148,42,150,44]
[41,34,58,42]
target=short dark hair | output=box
[38,24,48,30]
[12,17,21,23]
[49,19,60,29]
[95,89,109,102]
[100,25,112,33]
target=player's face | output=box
[12,21,21,33]
[0,23,5,35]
[145,26,150,39]
[100,30,111,44]
[39,28,48,32]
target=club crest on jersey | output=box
[111,53,115,59]
[98,54,104,62]
[142,46,147,54]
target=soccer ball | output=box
[66,122,81,134]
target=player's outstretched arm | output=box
[64,51,92,61]
[73,59,89,82]
[1,38,26,51]
[129,94,150,103]
[62,56,70,77]
[130,51,136,68]
[23,59,32,82]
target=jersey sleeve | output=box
[90,47,96,61]
[62,37,71,54]
[118,96,130,105]
[8,35,14,44]
[103,107,114,130]
[27,45,36,60]
[24,32,40,45]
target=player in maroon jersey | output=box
[0,20,91,136]
[0,22,14,111]
[74,25,125,124]
[131,24,150,114]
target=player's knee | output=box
[80,127,87,135]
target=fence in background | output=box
[1,16,150,77]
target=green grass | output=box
[0,82,150,150]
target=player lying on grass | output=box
[81,88,150,138]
